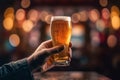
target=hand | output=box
[42,43,72,72]
[27,40,65,71]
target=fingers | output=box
[42,40,72,48]
[43,44,72,60]
[42,39,53,48]
[40,40,72,59]
[46,45,64,55]
[43,39,52,44]
[69,48,72,58]
[69,42,72,47]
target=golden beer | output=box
[50,16,72,66]
[42,56,54,72]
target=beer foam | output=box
[51,16,71,21]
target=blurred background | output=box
[0,0,120,80]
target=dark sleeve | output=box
[0,58,34,80]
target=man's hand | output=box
[27,40,65,71]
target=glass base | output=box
[53,60,70,66]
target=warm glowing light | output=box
[107,35,117,48]
[39,11,48,21]
[111,16,120,30]
[4,7,14,18]
[9,34,20,47]
[102,8,110,20]
[79,10,88,22]
[111,6,119,17]
[16,9,25,21]
[22,20,34,32]
[21,0,31,8]
[89,9,100,22]
[3,17,14,31]
[111,6,119,14]
[96,19,105,32]
[111,11,119,18]
[72,24,85,36]
[45,14,52,24]
[99,0,108,7]
[28,9,39,22]
[72,13,80,23]
[72,24,85,48]
[5,13,14,19]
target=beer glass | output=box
[50,16,72,66]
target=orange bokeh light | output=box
[89,9,100,22]
[111,16,120,30]
[3,17,14,31]
[9,34,20,47]
[22,20,34,32]
[28,9,39,22]
[16,9,26,21]
[21,0,31,8]
[107,35,117,48]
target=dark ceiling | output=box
[0,0,119,8]
[0,0,99,7]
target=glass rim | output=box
[51,16,71,21]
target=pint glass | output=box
[50,16,72,66]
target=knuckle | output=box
[41,42,45,46]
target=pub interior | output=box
[0,0,120,80]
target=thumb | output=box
[46,45,64,55]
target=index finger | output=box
[42,39,53,48]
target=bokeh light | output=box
[22,20,34,32]
[27,9,39,22]
[107,35,117,48]
[96,19,105,32]
[9,34,20,47]
[89,9,100,22]
[39,11,49,22]
[111,6,120,30]
[102,8,110,20]
[99,0,108,7]
[72,24,85,36]
[21,0,31,8]
[45,14,52,24]
[111,6,119,15]
[16,9,26,21]
[111,6,119,18]
[79,10,88,22]
[3,17,14,31]
[71,13,80,23]
[72,24,85,48]
[111,16,120,30]
[4,7,14,19]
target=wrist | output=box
[27,56,43,72]
[27,56,35,71]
